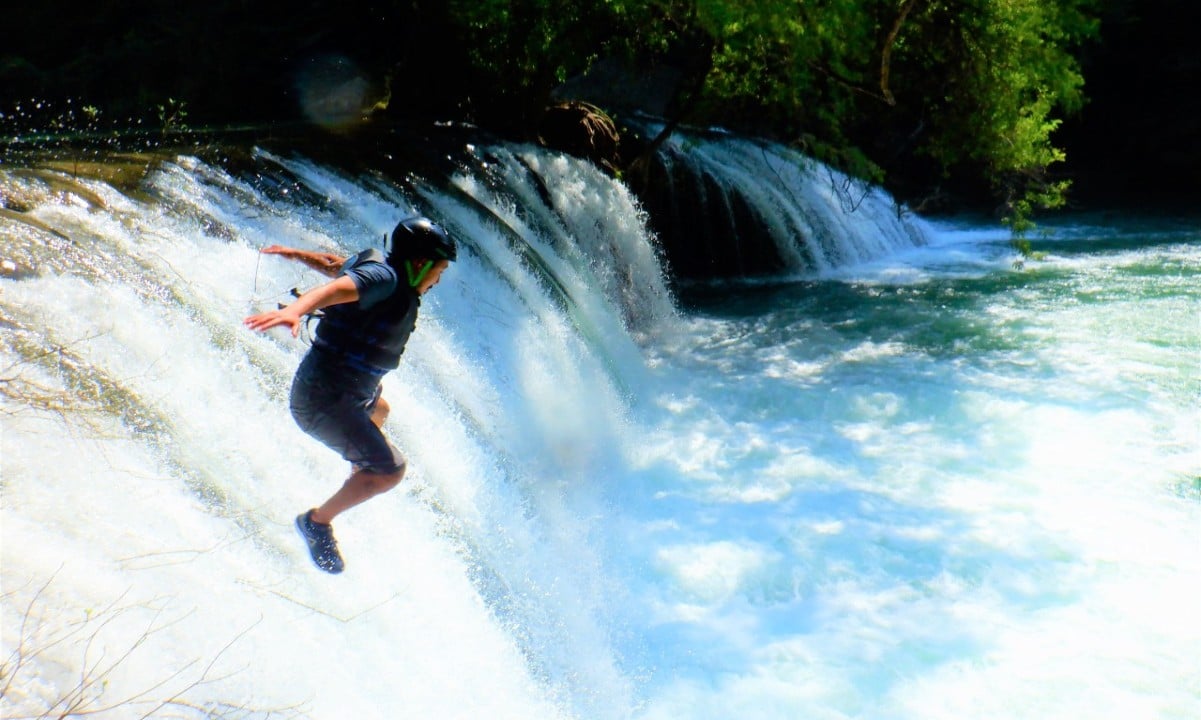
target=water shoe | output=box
[295,510,345,574]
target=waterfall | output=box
[7,132,1191,720]
[629,123,933,279]
[1,144,671,718]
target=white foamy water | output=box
[2,148,1197,720]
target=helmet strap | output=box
[405,260,434,288]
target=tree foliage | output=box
[436,0,1099,218]
[899,0,1099,223]
[1,0,1102,217]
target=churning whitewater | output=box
[1,142,1197,720]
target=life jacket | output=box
[311,250,420,372]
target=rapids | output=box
[2,143,1197,719]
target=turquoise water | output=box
[617,220,1200,718]
[1,151,1197,719]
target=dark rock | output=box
[537,101,622,174]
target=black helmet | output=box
[388,216,457,262]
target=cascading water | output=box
[627,123,933,278]
[2,138,1197,720]
[1,144,658,719]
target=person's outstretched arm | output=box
[261,245,347,278]
[243,276,359,337]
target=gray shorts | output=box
[289,349,406,475]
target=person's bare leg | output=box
[370,396,390,429]
[310,394,397,524]
[311,466,403,524]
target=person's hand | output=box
[243,307,303,337]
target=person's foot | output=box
[295,510,345,574]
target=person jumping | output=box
[243,216,456,574]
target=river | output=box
[1,143,1197,719]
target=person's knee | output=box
[362,452,405,484]
[360,467,403,495]
[381,469,403,492]
[385,456,406,489]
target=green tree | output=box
[3,0,1100,222]
[441,0,620,137]
[895,0,1099,225]
[439,0,1098,222]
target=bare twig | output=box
[1,573,307,718]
